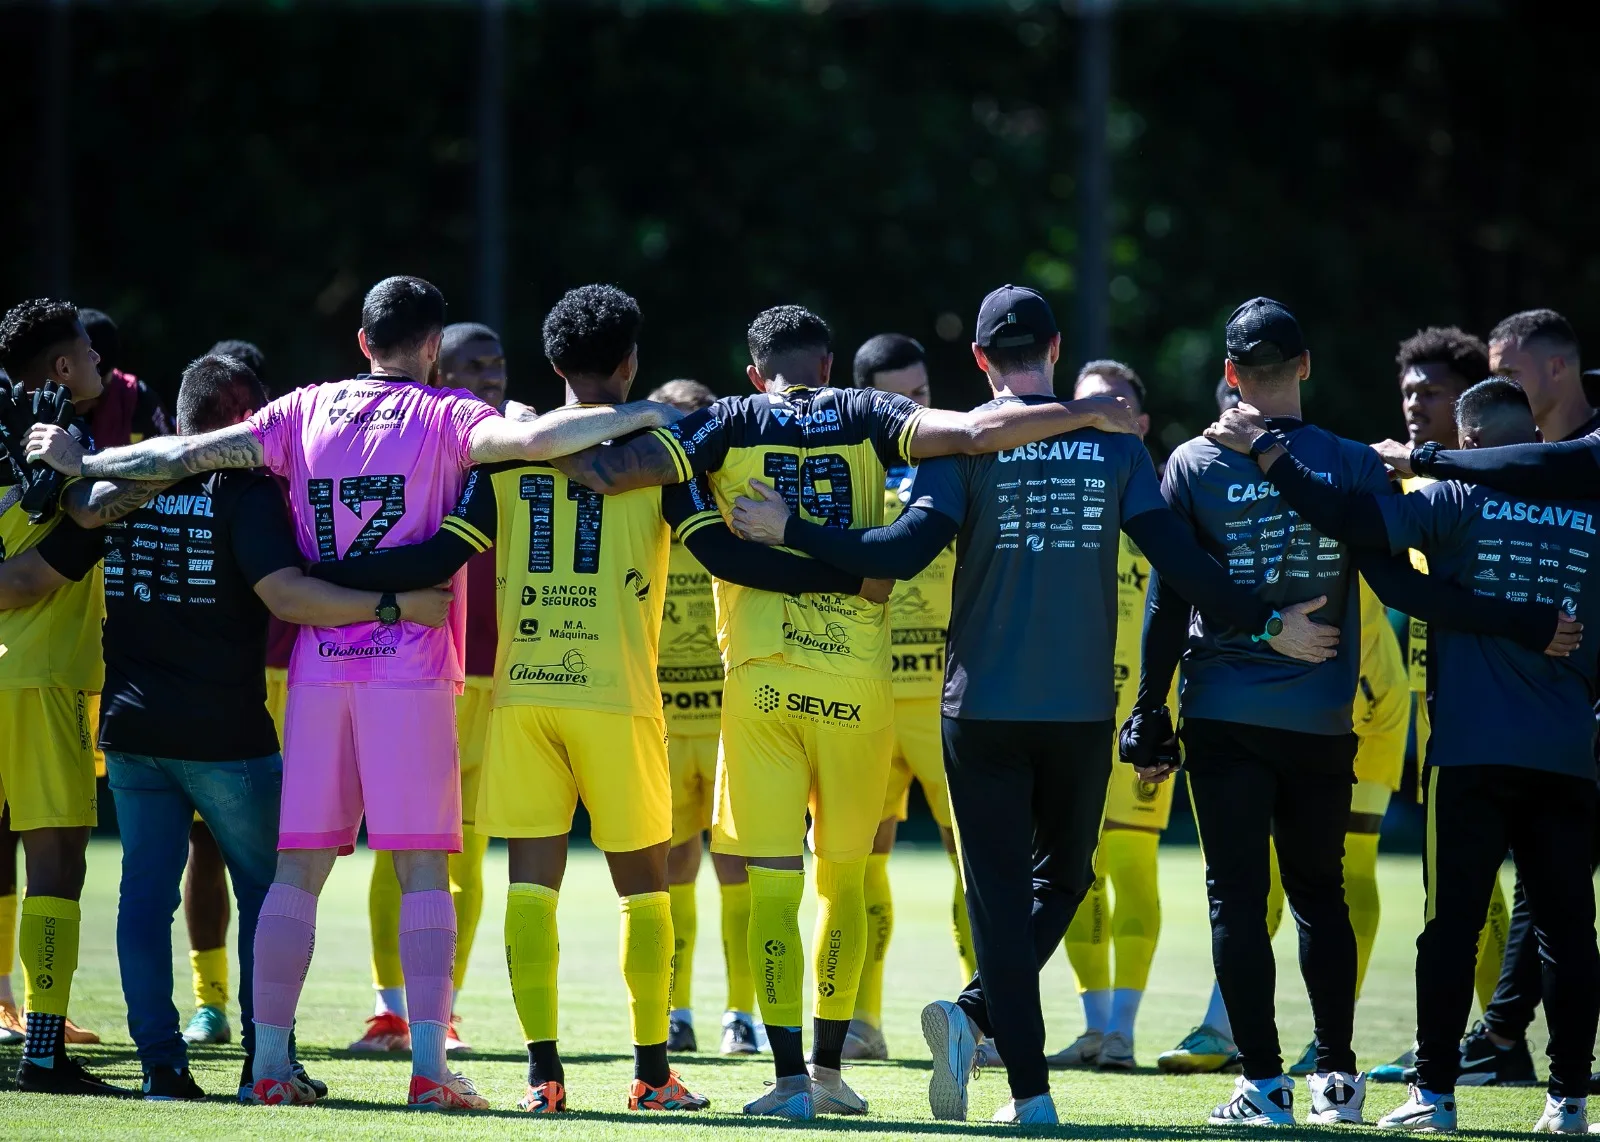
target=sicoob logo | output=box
[754,684,782,713]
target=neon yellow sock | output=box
[620,892,673,1046]
[747,866,804,1027]
[368,850,404,990]
[1066,842,1112,993]
[667,882,697,1011]
[448,826,489,992]
[191,945,229,1011]
[721,880,754,1013]
[855,853,892,1027]
[1105,829,1161,992]
[0,893,17,978]
[1476,873,1510,1011]
[1265,840,1285,941]
[948,848,977,983]
[813,858,867,1022]
[1343,831,1381,998]
[20,896,79,1016]
[505,883,559,1042]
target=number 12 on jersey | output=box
[521,472,605,574]
[308,474,407,561]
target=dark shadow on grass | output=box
[281,1043,791,1067]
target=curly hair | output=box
[0,298,82,378]
[542,285,641,377]
[747,305,832,374]
[1395,326,1489,386]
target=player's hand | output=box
[1545,610,1583,657]
[397,587,452,628]
[1372,438,1415,476]
[1267,596,1340,663]
[24,423,85,476]
[503,399,539,424]
[1204,405,1271,456]
[731,478,790,545]
[858,578,894,604]
[1072,395,1140,435]
[1119,704,1178,779]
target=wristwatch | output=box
[1251,610,1285,643]
[1411,439,1442,474]
[376,592,401,625]
[1248,430,1281,460]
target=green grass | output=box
[1,841,1568,1138]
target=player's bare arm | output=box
[0,548,71,610]
[907,395,1140,459]
[557,430,685,495]
[252,567,452,629]
[26,420,263,480]
[61,476,177,529]
[466,400,681,464]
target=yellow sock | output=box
[190,945,229,1010]
[1265,840,1285,941]
[620,892,673,1046]
[368,849,404,990]
[948,848,977,982]
[1065,843,1112,993]
[855,853,892,1027]
[1105,829,1161,992]
[449,826,489,992]
[1343,831,1381,998]
[721,880,754,1013]
[1476,873,1510,1011]
[0,893,17,978]
[20,896,79,1016]
[667,882,697,1011]
[747,866,804,1028]
[813,858,867,1022]
[505,883,560,1042]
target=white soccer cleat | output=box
[921,999,979,1121]
[1046,1029,1103,1069]
[1098,1030,1136,1072]
[742,1074,814,1119]
[1309,1070,1366,1124]
[808,1063,868,1115]
[993,1093,1058,1124]
[1210,1074,1294,1126]
[975,1036,1004,1068]
[1534,1094,1589,1133]
[840,1018,887,1061]
[1377,1085,1457,1133]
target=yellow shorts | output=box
[456,676,493,827]
[265,666,289,745]
[713,658,894,864]
[87,692,106,778]
[1102,756,1176,830]
[669,731,720,846]
[0,688,98,831]
[881,696,951,829]
[1351,777,1393,821]
[1353,682,1408,793]
[478,704,670,851]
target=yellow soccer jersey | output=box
[1399,474,1433,695]
[1353,575,1409,790]
[0,491,105,693]
[659,539,724,732]
[1112,531,1154,718]
[884,465,954,700]
[654,385,924,680]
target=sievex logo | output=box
[753,682,862,723]
[998,440,1106,464]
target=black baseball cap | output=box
[976,284,1059,350]
[1225,297,1305,366]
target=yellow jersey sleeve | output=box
[0,501,105,693]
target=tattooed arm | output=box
[467,401,680,464]
[61,477,177,529]
[555,433,685,494]
[26,421,264,480]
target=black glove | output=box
[18,382,77,524]
[1118,704,1179,772]
[0,381,28,489]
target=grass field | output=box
[1,840,1570,1138]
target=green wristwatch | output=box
[1251,610,1284,643]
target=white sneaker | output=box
[1046,1030,1102,1069]
[994,1093,1058,1124]
[921,1000,979,1121]
[1309,1071,1366,1124]
[1377,1085,1457,1132]
[1098,1030,1135,1071]
[840,1019,887,1062]
[1210,1074,1294,1126]
[808,1064,867,1115]
[1535,1094,1589,1133]
[975,1036,1004,1069]
[742,1075,814,1119]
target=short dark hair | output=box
[360,276,446,354]
[1215,377,1241,413]
[207,339,267,390]
[175,354,268,435]
[1489,308,1580,358]
[1395,326,1488,388]
[0,298,82,378]
[542,285,641,377]
[852,333,925,389]
[980,340,1053,374]
[441,322,500,362]
[1456,378,1534,439]
[78,308,118,376]
[1232,358,1302,388]
[648,379,717,413]
[1075,359,1147,412]
[747,306,832,375]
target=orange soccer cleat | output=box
[629,1070,710,1111]
[348,1011,411,1053]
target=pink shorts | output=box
[279,682,462,853]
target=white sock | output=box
[0,975,13,1005]
[411,1019,448,1082]
[670,1007,693,1024]
[1080,989,1111,1033]
[252,1021,294,1083]
[1108,988,1142,1039]
[375,986,407,1019]
[1203,980,1232,1040]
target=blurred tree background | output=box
[0,0,1592,454]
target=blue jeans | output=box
[105,752,281,1072]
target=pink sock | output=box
[401,889,457,1079]
[252,883,318,1029]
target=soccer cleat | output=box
[249,1073,321,1105]
[976,1036,1004,1068]
[1457,1021,1538,1086]
[1288,1039,1318,1077]
[0,1000,24,1046]
[408,1071,490,1111]
[1046,1029,1102,1069]
[922,999,979,1121]
[293,1060,328,1098]
[1209,1074,1294,1126]
[1309,1070,1367,1124]
[445,1014,470,1053]
[1098,1030,1136,1072]
[1377,1085,1457,1132]
[348,1011,411,1053]
[1371,1044,1419,1084]
[841,1018,888,1061]
[182,1004,232,1045]
[720,1010,760,1056]
[667,1012,697,1053]
[743,1074,814,1118]
[630,1069,710,1111]
[15,1056,138,1097]
[63,1018,101,1045]
[809,1063,868,1114]
[994,1093,1059,1124]
[1159,1024,1240,1074]
[1533,1094,1588,1133]
[517,1080,567,1113]
[143,1065,206,1101]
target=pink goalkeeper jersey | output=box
[247,375,498,687]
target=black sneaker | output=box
[667,1015,697,1053]
[15,1055,138,1097]
[143,1065,205,1101]
[1457,1021,1538,1087]
[292,1060,328,1098]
